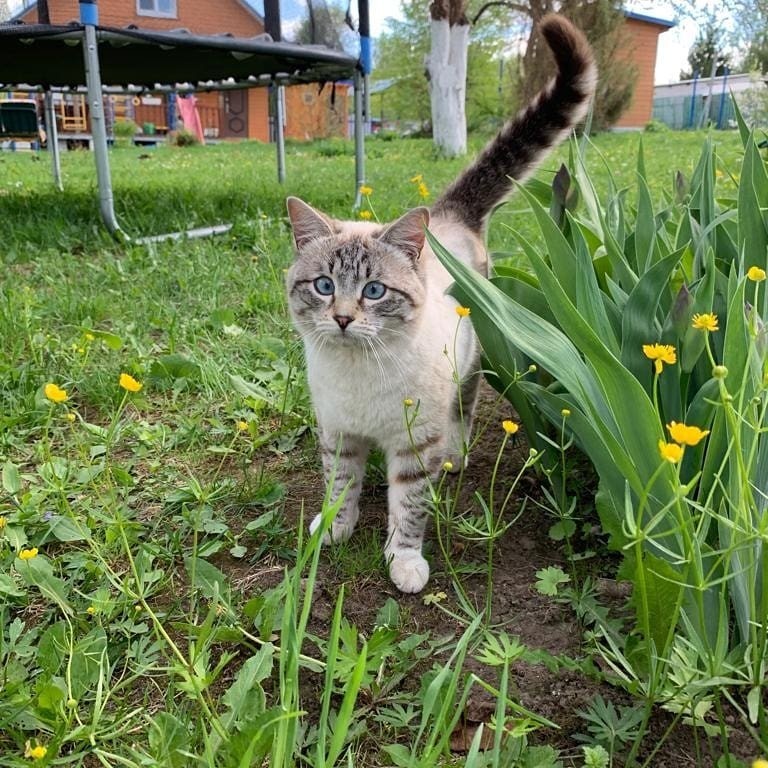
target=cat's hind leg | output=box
[445,363,481,471]
[310,431,369,544]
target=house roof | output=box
[623,10,676,29]
[0,22,359,89]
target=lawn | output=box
[0,127,760,767]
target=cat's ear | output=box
[286,197,334,249]
[378,207,429,261]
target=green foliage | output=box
[680,20,733,80]
[434,121,768,752]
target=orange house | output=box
[613,11,675,130]
[14,0,348,142]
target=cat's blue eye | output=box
[362,281,387,300]
[313,276,335,296]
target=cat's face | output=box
[286,197,429,347]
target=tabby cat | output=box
[286,15,596,593]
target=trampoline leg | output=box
[44,91,63,192]
[82,22,126,240]
[275,85,286,183]
[353,70,365,208]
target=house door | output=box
[220,90,248,139]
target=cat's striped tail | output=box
[431,14,597,234]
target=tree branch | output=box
[472,1,531,25]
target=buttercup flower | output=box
[658,440,684,463]
[236,420,248,431]
[359,210,372,220]
[359,185,373,196]
[65,413,76,423]
[642,344,677,374]
[84,332,95,342]
[119,373,142,393]
[502,420,519,435]
[561,409,571,418]
[403,398,414,407]
[692,313,719,332]
[24,743,47,760]
[44,383,68,403]
[86,606,96,615]
[417,181,430,199]
[752,760,768,768]
[0,516,6,530]
[442,461,454,472]
[455,306,471,318]
[410,174,423,183]
[19,548,38,561]
[748,266,767,282]
[667,421,710,446]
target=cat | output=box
[285,14,596,593]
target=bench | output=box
[0,100,42,149]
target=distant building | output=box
[9,0,348,142]
[612,11,675,130]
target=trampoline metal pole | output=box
[353,69,364,208]
[43,91,63,191]
[275,85,286,183]
[80,0,125,239]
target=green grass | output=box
[0,129,750,766]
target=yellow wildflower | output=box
[752,760,768,768]
[359,210,372,220]
[692,313,719,332]
[748,266,767,282]
[417,181,430,199]
[65,413,76,423]
[658,440,684,464]
[236,420,248,431]
[403,398,414,407]
[410,174,423,183]
[44,383,68,403]
[442,461,454,472]
[502,420,519,435]
[359,185,373,196]
[642,344,677,375]
[19,548,38,561]
[86,606,96,615]
[666,421,710,446]
[561,409,571,418]
[24,743,48,760]
[0,516,6,530]
[84,332,95,342]
[119,373,142,393]
[455,306,471,318]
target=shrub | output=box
[112,118,137,147]
[434,110,768,752]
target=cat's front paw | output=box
[309,513,356,545]
[388,553,430,593]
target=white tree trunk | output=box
[427,18,469,157]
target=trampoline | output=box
[0,0,369,242]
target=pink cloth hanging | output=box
[177,95,205,144]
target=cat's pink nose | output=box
[334,315,353,330]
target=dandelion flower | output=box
[359,210,372,220]
[119,373,142,393]
[359,185,373,196]
[748,266,767,282]
[502,420,519,435]
[24,743,47,760]
[455,305,470,318]
[19,548,38,560]
[642,343,677,374]
[44,383,68,403]
[692,313,719,332]
[658,440,684,464]
[667,421,710,446]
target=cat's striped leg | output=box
[310,431,369,544]
[384,439,441,593]
[446,362,481,471]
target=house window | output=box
[137,0,177,18]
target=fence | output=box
[652,92,737,130]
